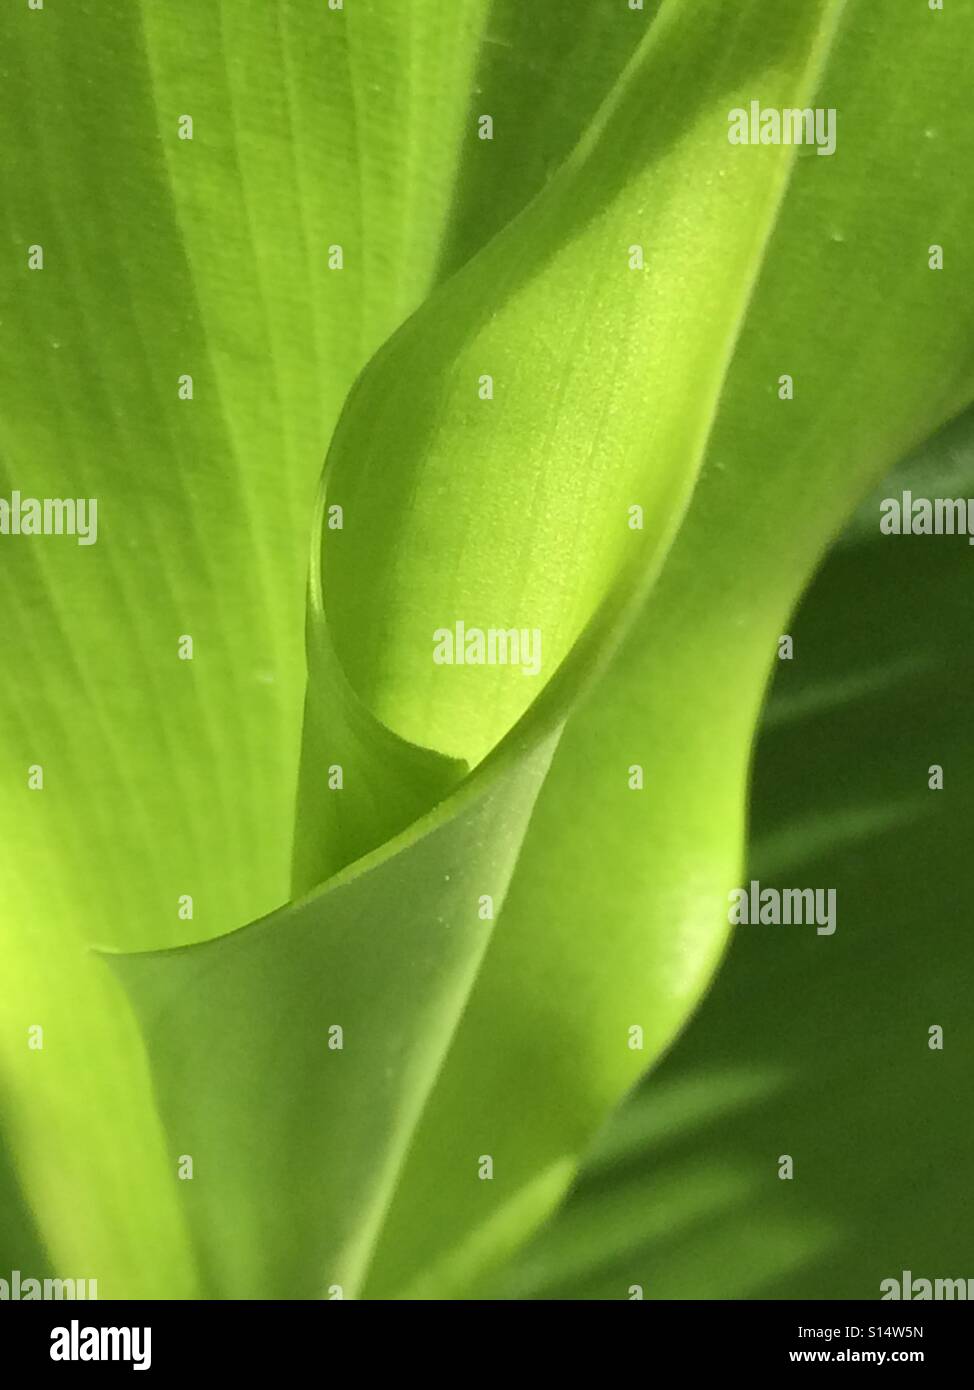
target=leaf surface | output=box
[500,406,974,1298]
[2,0,972,1302]
[0,0,492,1294]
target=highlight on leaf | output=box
[0,0,971,1304]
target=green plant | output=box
[1,0,971,1299]
[500,405,974,1298]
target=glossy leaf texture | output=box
[0,0,971,1301]
[501,405,974,1299]
[0,0,495,1296]
[359,3,974,1297]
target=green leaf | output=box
[499,404,974,1299]
[0,0,494,1295]
[109,729,560,1298]
[2,0,973,1303]
[110,0,974,1304]
[359,1,974,1297]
